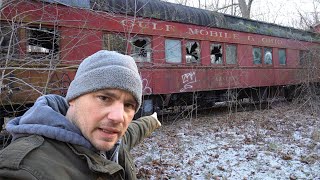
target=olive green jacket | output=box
[0,116,160,180]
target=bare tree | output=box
[238,0,254,18]
[297,0,320,30]
[163,0,254,19]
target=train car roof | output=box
[40,0,320,43]
[41,0,90,8]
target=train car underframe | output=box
[0,83,311,131]
[136,84,304,118]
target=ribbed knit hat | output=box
[66,50,142,111]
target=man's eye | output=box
[125,103,136,110]
[98,96,109,101]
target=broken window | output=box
[0,23,18,60]
[253,47,262,65]
[226,44,237,64]
[165,39,181,63]
[130,36,151,62]
[264,48,272,65]
[27,27,59,59]
[210,43,222,64]
[278,49,286,65]
[186,40,200,63]
[103,33,127,55]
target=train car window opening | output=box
[130,36,151,62]
[226,44,237,64]
[253,47,262,65]
[264,48,273,65]
[299,50,311,65]
[165,39,182,63]
[186,40,200,63]
[210,43,222,64]
[103,33,127,55]
[0,23,18,60]
[279,49,286,65]
[27,27,59,59]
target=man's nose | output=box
[107,102,125,123]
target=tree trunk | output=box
[238,0,254,19]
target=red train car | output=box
[1,0,319,124]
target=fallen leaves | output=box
[132,102,320,179]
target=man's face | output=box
[66,89,137,151]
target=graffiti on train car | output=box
[142,78,152,95]
[180,71,197,92]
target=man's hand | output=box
[151,112,161,127]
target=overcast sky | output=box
[251,0,316,27]
[166,0,317,28]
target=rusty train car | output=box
[1,0,320,126]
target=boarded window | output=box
[131,36,151,62]
[165,39,181,63]
[186,41,200,63]
[264,48,272,65]
[0,23,18,60]
[210,43,222,64]
[27,27,59,59]
[226,44,237,64]
[279,49,286,65]
[103,33,127,55]
[253,47,262,65]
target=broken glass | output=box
[131,36,151,62]
[186,41,200,63]
[27,27,59,59]
[210,43,222,64]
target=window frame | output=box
[165,38,182,64]
[185,40,201,64]
[210,42,238,66]
[103,32,128,55]
[278,48,286,66]
[225,43,237,65]
[252,46,273,66]
[252,46,262,65]
[210,42,223,65]
[130,35,152,63]
[0,22,19,59]
[26,26,60,60]
[299,50,311,66]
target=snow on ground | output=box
[132,102,320,179]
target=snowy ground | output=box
[132,102,320,179]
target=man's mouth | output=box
[98,127,120,139]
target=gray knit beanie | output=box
[66,50,142,111]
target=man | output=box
[0,50,161,179]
